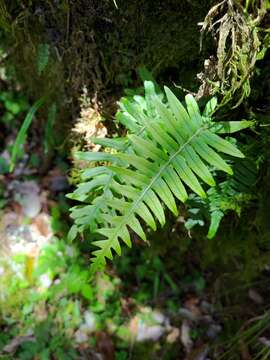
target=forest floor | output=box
[0,77,270,360]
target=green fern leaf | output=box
[69,81,248,272]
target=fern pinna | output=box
[68,81,253,272]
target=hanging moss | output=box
[198,0,269,108]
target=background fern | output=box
[185,158,257,239]
[68,81,254,272]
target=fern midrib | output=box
[94,125,207,261]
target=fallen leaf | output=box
[96,331,115,360]
[32,213,52,237]
[3,335,35,353]
[248,288,264,305]
[166,327,180,343]
[181,320,193,353]
[184,296,202,318]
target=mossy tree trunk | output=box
[0,0,214,114]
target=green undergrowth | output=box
[0,235,193,359]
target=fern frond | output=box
[69,81,251,272]
[185,158,257,239]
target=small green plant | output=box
[0,91,28,124]
[0,236,141,358]
[9,98,44,172]
[37,43,50,76]
[68,81,254,272]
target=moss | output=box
[0,0,214,112]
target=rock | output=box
[74,329,89,344]
[129,307,170,342]
[206,324,222,339]
[84,311,96,332]
[74,311,96,344]
[152,310,166,324]
[48,175,69,192]
[0,211,52,257]
[136,322,165,342]
[10,180,42,218]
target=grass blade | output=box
[10,98,44,172]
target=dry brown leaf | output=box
[96,331,115,360]
[32,213,52,238]
[3,335,35,353]
[73,88,107,151]
[184,296,202,318]
[166,327,180,344]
